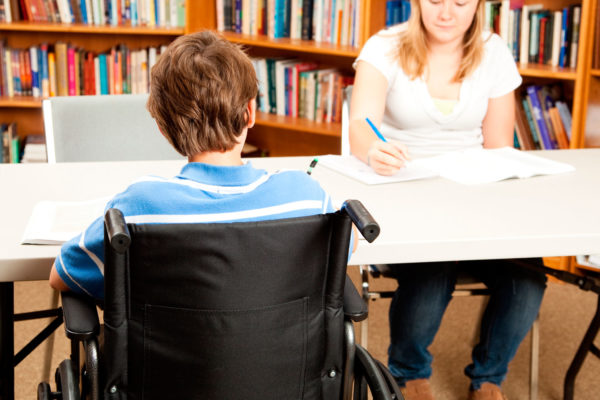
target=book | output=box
[21,197,110,245]
[67,45,76,96]
[54,42,68,96]
[48,50,57,96]
[319,147,574,186]
[0,40,4,96]
[526,85,554,149]
[519,4,543,63]
[550,10,561,66]
[301,0,313,40]
[555,101,572,140]
[548,107,569,149]
[558,6,569,67]
[21,133,47,162]
[274,58,297,115]
[537,85,558,148]
[514,98,535,150]
[291,61,318,117]
[522,96,540,148]
[568,5,580,68]
[29,46,40,97]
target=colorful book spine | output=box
[67,45,76,96]
[48,51,56,97]
[29,46,40,97]
[98,53,108,94]
[558,7,568,67]
[526,85,554,149]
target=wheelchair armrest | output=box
[61,291,100,341]
[344,275,368,322]
[342,200,380,243]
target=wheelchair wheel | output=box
[55,359,81,400]
[37,382,52,400]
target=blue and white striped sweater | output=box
[56,161,348,300]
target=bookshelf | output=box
[582,0,600,148]
[183,1,388,156]
[0,19,183,137]
[0,0,598,158]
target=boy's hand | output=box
[367,140,410,176]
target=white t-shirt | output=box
[354,24,522,158]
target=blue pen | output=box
[365,117,388,142]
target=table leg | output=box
[564,294,600,400]
[0,282,14,400]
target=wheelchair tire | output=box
[37,382,52,400]
[56,359,81,400]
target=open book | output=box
[319,147,575,185]
[22,197,109,245]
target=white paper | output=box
[22,197,110,245]
[412,147,575,185]
[318,148,574,185]
[576,255,600,270]
[318,155,437,185]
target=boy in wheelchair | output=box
[49,30,356,299]
[43,30,404,400]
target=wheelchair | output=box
[39,200,403,400]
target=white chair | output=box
[40,93,183,381]
[43,94,184,163]
[341,85,540,400]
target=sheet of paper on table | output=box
[22,197,109,245]
[319,147,575,185]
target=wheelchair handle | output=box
[342,200,380,243]
[104,208,131,253]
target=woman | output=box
[349,0,546,399]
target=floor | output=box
[12,271,600,399]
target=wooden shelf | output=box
[0,21,184,35]
[0,97,43,108]
[517,63,578,80]
[254,111,341,137]
[218,32,360,58]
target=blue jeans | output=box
[387,259,546,390]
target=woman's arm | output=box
[349,61,408,176]
[481,91,516,148]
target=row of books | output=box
[215,0,361,47]
[0,40,167,98]
[251,57,352,123]
[514,84,572,150]
[0,0,185,27]
[21,134,47,162]
[0,122,19,163]
[486,2,581,68]
[385,0,410,27]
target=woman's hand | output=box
[367,140,410,176]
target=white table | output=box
[1,149,600,399]
[2,149,600,280]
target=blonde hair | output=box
[394,0,486,82]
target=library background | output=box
[0,0,598,268]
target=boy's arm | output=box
[48,216,107,299]
[49,262,71,292]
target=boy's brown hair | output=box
[147,31,258,156]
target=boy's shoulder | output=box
[265,168,328,197]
